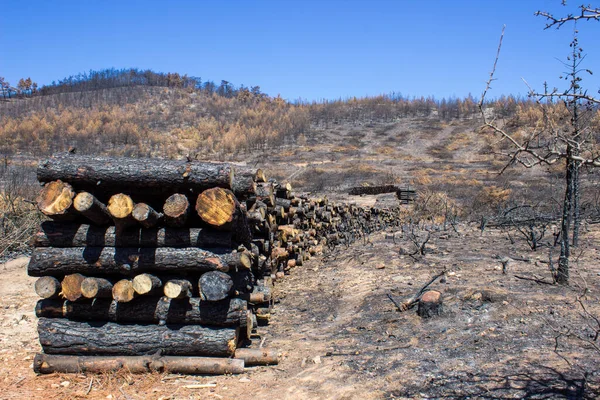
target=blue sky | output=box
[1,0,599,101]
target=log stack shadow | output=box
[29,154,404,375]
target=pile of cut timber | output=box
[29,154,404,375]
[30,155,276,375]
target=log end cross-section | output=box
[36,180,75,218]
[196,188,237,229]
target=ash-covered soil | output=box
[1,222,599,400]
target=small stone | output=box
[312,356,322,364]
[375,264,385,269]
[60,381,70,387]
[239,377,251,383]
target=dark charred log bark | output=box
[199,271,233,302]
[132,203,162,228]
[28,247,243,276]
[32,222,234,249]
[73,192,111,225]
[36,297,249,327]
[37,317,239,356]
[163,194,190,227]
[37,154,235,193]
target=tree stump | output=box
[417,290,443,318]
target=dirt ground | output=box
[1,118,599,399]
[1,221,599,400]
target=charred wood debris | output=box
[28,154,409,375]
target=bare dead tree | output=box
[479,3,600,285]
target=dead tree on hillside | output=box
[479,3,600,285]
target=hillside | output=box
[1,77,600,399]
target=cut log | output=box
[73,192,111,225]
[254,183,275,207]
[163,193,190,227]
[164,279,193,299]
[232,174,257,200]
[61,273,85,302]
[132,203,162,228]
[234,348,279,366]
[132,273,162,295]
[199,271,233,302]
[34,276,61,299]
[37,154,235,193]
[196,188,252,246]
[38,318,239,356]
[107,193,136,230]
[255,169,266,183]
[36,297,249,327]
[32,222,234,248]
[80,277,113,299]
[112,279,136,303]
[36,180,75,220]
[28,247,239,276]
[33,354,245,375]
[417,290,443,318]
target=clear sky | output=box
[1,0,599,101]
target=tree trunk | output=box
[34,276,61,299]
[199,271,233,302]
[195,187,252,246]
[234,348,279,366]
[33,354,244,375]
[80,277,113,298]
[132,273,162,295]
[111,279,136,302]
[36,180,75,220]
[61,273,86,302]
[32,222,234,249]
[37,154,235,194]
[36,297,249,327]
[557,157,574,285]
[38,318,239,356]
[107,194,137,231]
[163,194,190,227]
[132,203,162,228]
[73,192,111,225]
[163,279,193,299]
[572,161,580,248]
[28,247,244,276]
[232,174,257,200]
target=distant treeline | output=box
[0,68,264,101]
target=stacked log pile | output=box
[29,154,405,375]
[29,155,275,375]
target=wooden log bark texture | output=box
[37,154,234,193]
[28,247,243,276]
[32,222,234,248]
[34,354,245,375]
[38,317,239,356]
[36,297,249,327]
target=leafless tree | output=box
[479,3,600,285]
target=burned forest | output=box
[1,3,600,400]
